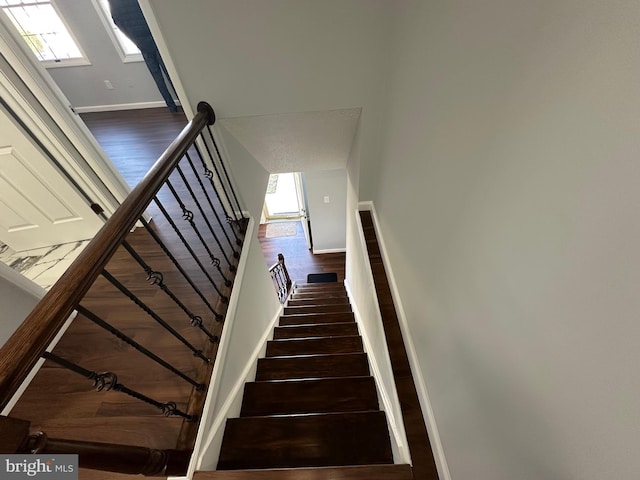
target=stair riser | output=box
[287,298,350,307]
[273,323,359,339]
[295,285,346,293]
[240,377,379,416]
[285,305,352,315]
[279,313,355,326]
[266,336,363,357]
[290,292,348,300]
[194,464,414,480]
[256,353,370,381]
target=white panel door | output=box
[0,108,103,251]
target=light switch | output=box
[323,196,330,203]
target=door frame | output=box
[0,13,130,217]
[295,172,312,249]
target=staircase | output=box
[196,282,413,479]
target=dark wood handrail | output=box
[0,102,215,410]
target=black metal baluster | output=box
[173,165,238,276]
[101,269,211,362]
[184,152,241,250]
[122,241,221,339]
[76,305,204,389]
[197,133,240,224]
[204,125,246,222]
[43,352,196,422]
[192,142,240,235]
[276,270,286,303]
[140,218,222,320]
[153,196,229,303]
[164,179,235,278]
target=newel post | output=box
[278,253,292,291]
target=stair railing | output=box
[269,253,292,303]
[0,102,246,476]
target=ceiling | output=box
[220,108,361,173]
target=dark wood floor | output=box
[82,108,188,188]
[257,221,345,284]
[9,109,346,480]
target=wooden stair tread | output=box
[291,292,348,299]
[217,411,393,470]
[194,464,413,479]
[287,297,351,307]
[241,376,379,416]
[279,312,355,326]
[273,323,359,339]
[256,353,370,380]
[266,336,363,357]
[295,286,346,293]
[285,305,353,315]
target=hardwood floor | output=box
[257,221,345,284]
[81,108,188,188]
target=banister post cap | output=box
[197,102,216,125]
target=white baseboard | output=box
[1,310,77,416]
[312,247,346,254]
[0,262,45,299]
[192,305,281,474]
[74,101,177,113]
[344,279,411,464]
[179,217,256,479]
[358,200,452,480]
[178,217,282,477]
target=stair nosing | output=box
[247,375,374,385]
[268,335,361,343]
[259,352,366,360]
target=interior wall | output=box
[0,263,43,348]
[371,1,640,478]
[46,0,162,109]
[303,169,347,253]
[217,124,270,220]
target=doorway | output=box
[263,172,312,249]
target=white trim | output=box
[0,262,46,299]
[73,101,171,114]
[344,279,411,464]
[193,307,280,475]
[3,0,93,68]
[138,0,194,119]
[171,217,277,479]
[312,247,346,254]
[91,0,143,64]
[0,12,130,213]
[1,310,77,416]
[358,200,452,480]
[41,58,91,69]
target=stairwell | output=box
[196,282,412,479]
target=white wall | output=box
[304,169,347,253]
[145,0,393,200]
[370,1,640,478]
[217,124,270,220]
[47,0,163,109]
[0,263,43,348]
